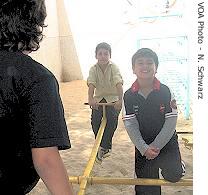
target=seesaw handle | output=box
[84,102,115,106]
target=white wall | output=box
[30,0,62,81]
[30,0,83,82]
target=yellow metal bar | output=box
[89,177,193,186]
[70,176,193,186]
[78,105,107,195]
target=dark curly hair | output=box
[0,0,47,52]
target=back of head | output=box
[0,0,47,52]
[95,42,112,57]
[132,48,159,69]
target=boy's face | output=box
[133,57,157,79]
[96,48,110,65]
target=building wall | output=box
[29,0,82,82]
[57,0,82,82]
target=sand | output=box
[29,80,193,195]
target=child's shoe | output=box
[102,148,112,158]
[181,160,186,176]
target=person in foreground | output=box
[122,48,185,195]
[87,42,123,164]
[0,0,74,194]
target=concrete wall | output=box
[29,0,82,82]
[57,0,82,82]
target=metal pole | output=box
[78,104,107,195]
[70,176,192,186]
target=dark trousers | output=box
[135,135,184,195]
[91,99,119,149]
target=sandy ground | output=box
[29,80,193,195]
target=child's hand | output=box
[114,100,122,111]
[88,98,98,110]
[144,146,160,160]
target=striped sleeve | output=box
[165,90,178,119]
[122,98,149,156]
[150,116,177,150]
[151,88,178,150]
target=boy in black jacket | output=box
[123,48,185,195]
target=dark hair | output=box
[95,42,111,57]
[132,48,159,69]
[0,0,47,52]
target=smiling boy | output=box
[87,42,123,164]
[123,48,185,195]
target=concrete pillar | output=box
[56,0,83,82]
[30,0,62,81]
[30,0,82,82]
